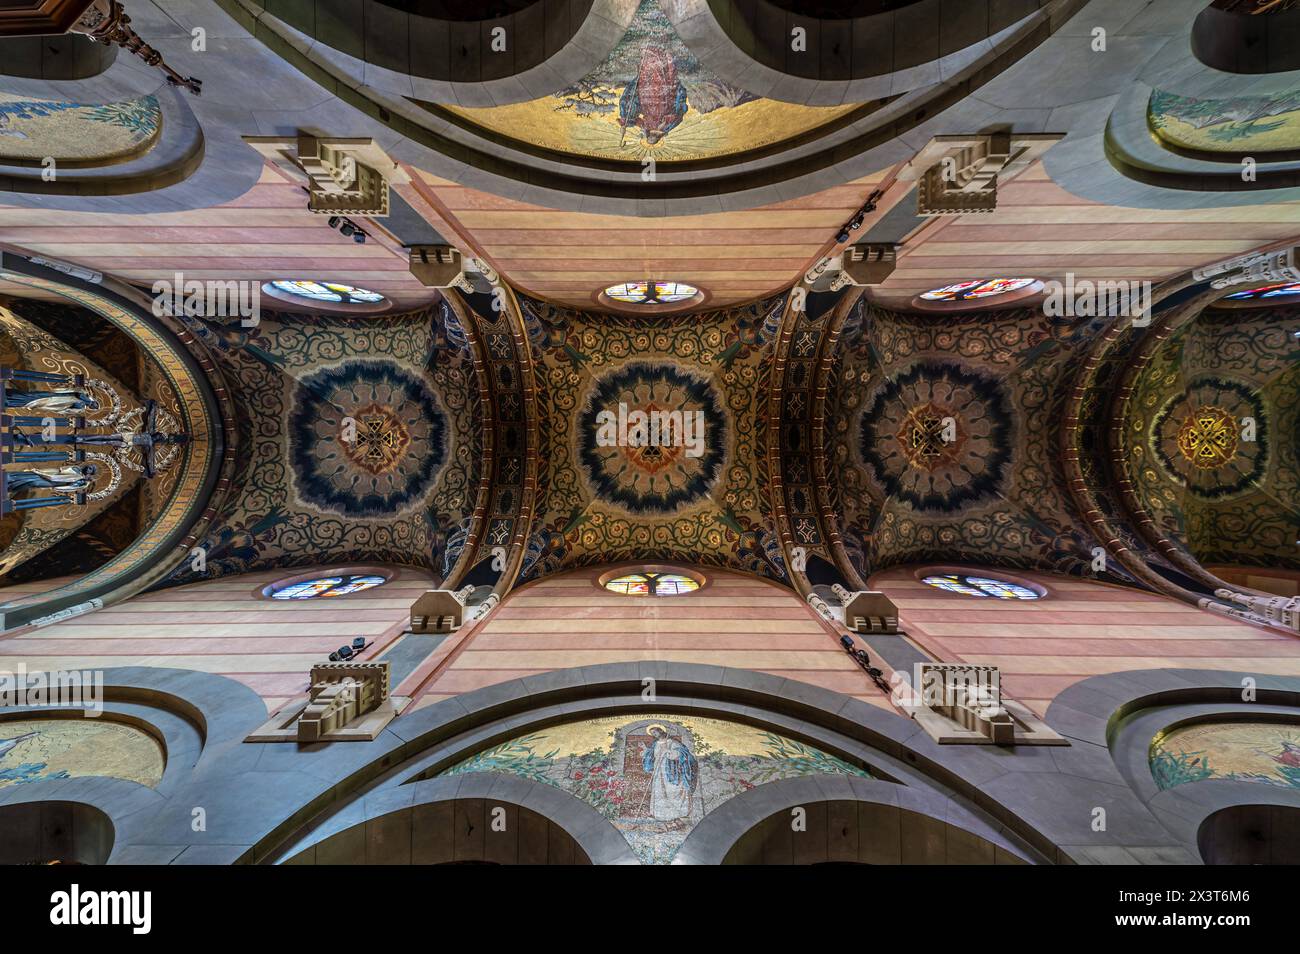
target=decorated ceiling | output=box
[827,301,1114,581]
[518,293,787,582]
[162,302,481,585]
[3,283,1297,605]
[1120,303,1300,571]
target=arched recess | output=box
[0,253,231,632]
[1113,297,1299,581]
[1192,1,1300,75]
[233,0,634,107]
[1199,804,1300,865]
[663,0,1070,106]
[281,774,634,864]
[677,776,1034,865]
[0,33,116,80]
[0,801,114,865]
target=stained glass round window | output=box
[920,279,1038,302]
[1224,282,1300,301]
[921,574,1041,600]
[269,574,387,600]
[604,282,700,306]
[265,280,387,304]
[603,571,701,596]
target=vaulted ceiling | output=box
[1120,302,1300,572]
[0,0,1298,628]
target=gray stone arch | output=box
[237,0,639,107]
[0,34,116,81]
[673,775,1037,864]
[1199,802,1300,865]
[281,773,638,864]
[1192,0,1300,75]
[0,800,115,865]
[661,0,1069,106]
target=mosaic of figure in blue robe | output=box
[641,724,697,823]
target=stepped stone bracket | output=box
[902,134,1064,216]
[243,135,411,216]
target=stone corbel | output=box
[242,135,410,216]
[901,133,1064,215]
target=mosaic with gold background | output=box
[442,712,872,865]
[1151,721,1300,791]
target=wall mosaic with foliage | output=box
[442,712,872,864]
[1151,720,1300,792]
[165,301,481,584]
[0,718,164,789]
[1122,305,1300,571]
[1149,85,1300,157]
[0,93,161,164]
[829,305,1107,579]
[518,293,784,581]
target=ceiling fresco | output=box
[163,302,481,585]
[438,0,860,163]
[517,293,787,582]
[828,301,1111,580]
[1121,304,1300,571]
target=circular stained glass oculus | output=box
[269,574,387,600]
[603,571,701,596]
[604,281,700,305]
[1223,282,1300,301]
[266,280,387,304]
[921,574,1041,600]
[920,279,1038,302]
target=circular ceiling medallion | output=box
[857,362,1013,511]
[911,278,1044,312]
[577,361,726,514]
[1152,378,1266,498]
[1176,405,1239,470]
[290,360,447,515]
